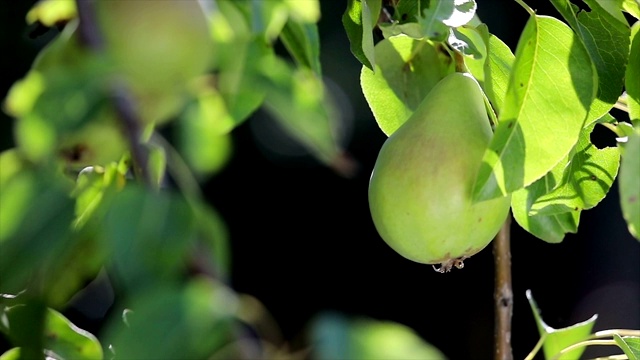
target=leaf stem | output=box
[551,339,618,360]
[493,213,513,360]
[514,0,536,16]
[523,333,546,360]
[592,329,640,338]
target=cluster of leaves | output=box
[344,0,640,357]
[346,0,640,244]
[0,0,443,359]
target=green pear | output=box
[368,72,511,271]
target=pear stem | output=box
[75,0,152,187]
[493,213,513,360]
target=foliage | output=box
[0,0,639,359]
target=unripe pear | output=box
[368,73,511,271]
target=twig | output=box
[74,0,151,186]
[494,213,513,360]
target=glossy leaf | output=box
[360,35,454,136]
[619,128,640,239]
[529,122,621,215]
[44,308,103,360]
[104,278,239,359]
[473,15,596,201]
[419,0,477,41]
[527,290,597,360]
[512,174,581,243]
[550,0,631,125]
[628,22,640,125]
[310,311,446,360]
[614,335,640,360]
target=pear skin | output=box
[368,72,511,270]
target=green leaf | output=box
[178,88,233,177]
[103,278,239,359]
[627,22,640,125]
[26,0,77,27]
[0,348,20,360]
[284,0,321,23]
[623,0,640,19]
[309,311,446,360]
[342,0,379,69]
[258,58,346,171]
[619,128,640,239]
[44,308,103,360]
[193,203,232,282]
[526,290,598,360]
[529,121,621,215]
[280,19,322,75]
[483,33,515,114]
[360,35,454,136]
[473,15,596,201]
[103,185,198,290]
[550,0,631,125]
[512,176,581,243]
[448,25,485,60]
[419,0,477,41]
[614,335,640,360]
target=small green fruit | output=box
[368,72,511,271]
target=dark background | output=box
[1,1,639,359]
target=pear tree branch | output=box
[75,0,151,186]
[494,214,513,360]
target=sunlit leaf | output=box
[483,33,515,114]
[360,35,454,136]
[26,0,77,27]
[419,0,477,41]
[0,348,20,360]
[623,0,640,19]
[550,0,630,125]
[473,15,596,201]
[310,311,446,360]
[526,290,597,359]
[284,0,320,23]
[614,335,640,360]
[529,122,621,215]
[342,0,379,69]
[44,308,103,360]
[627,22,640,125]
[619,128,640,239]
[448,25,485,60]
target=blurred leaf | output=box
[258,58,344,169]
[284,0,321,23]
[614,335,640,359]
[527,290,597,359]
[44,308,102,360]
[104,278,239,359]
[473,15,596,201]
[627,22,640,125]
[280,19,322,75]
[342,0,379,69]
[619,128,640,239]
[193,203,232,282]
[310,311,446,360]
[3,300,47,359]
[2,71,45,118]
[146,142,167,189]
[360,35,454,136]
[419,0,477,41]
[178,87,233,177]
[529,122,621,215]
[550,0,630,125]
[511,175,580,243]
[0,348,20,360]
[103,185,198,290]
[26,0,76,27]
